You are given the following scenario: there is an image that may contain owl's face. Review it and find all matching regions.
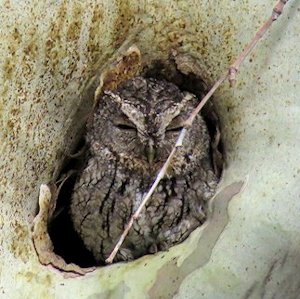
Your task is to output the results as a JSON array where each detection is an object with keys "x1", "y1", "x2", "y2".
[{"x1": 89, "y1": 77, "x2": 210, "y2": 175}]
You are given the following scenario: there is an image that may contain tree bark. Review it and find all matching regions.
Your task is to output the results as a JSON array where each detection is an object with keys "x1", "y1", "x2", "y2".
[{"x1": 0, "y1": 1, "x2": 299, "y2": 298}]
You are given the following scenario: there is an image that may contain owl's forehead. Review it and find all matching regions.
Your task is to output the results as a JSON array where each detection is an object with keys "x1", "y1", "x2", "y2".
[
  {"x1": 121, "y1": 97, "x2": 179, "y2": 117},
  {"x1": 116, "y1": 77, "x2": 188, "y2": 124}
]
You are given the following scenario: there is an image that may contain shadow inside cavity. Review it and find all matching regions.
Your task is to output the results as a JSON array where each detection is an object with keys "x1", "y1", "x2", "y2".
[{"x1": 48, "y1": 144, "x2": 97, "y2": 268}]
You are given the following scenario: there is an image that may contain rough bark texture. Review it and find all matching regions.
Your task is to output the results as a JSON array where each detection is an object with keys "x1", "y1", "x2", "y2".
[{"x1": 0, "y1": 1, "x2": 300, "y2": 298}]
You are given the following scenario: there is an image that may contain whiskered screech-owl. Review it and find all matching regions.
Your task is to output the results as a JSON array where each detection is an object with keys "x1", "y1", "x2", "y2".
[{"x1": 70, "y1": 76, "x2": 218, "y2": 263}]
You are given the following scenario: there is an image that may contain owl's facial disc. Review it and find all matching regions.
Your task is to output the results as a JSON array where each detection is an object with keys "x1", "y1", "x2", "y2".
[
  {"x1": 96, "y1": 77, "x2": 205, "y2": 172},
  {"x1": 112, "y1": 110, "x2": 186, "y2": 167}
]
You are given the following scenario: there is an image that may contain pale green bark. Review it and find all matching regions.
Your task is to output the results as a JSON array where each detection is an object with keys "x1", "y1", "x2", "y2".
[{"x1": 0, "y1": 1, "x2": 299, "y2": 298}]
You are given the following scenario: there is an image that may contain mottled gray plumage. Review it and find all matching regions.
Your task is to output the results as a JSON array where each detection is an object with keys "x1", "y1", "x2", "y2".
[{"x1": 70, "y1": 76, "x2": 218, "y2": 263}]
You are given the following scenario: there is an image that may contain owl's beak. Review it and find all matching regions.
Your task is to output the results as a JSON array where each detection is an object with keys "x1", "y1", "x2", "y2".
[{"x1": 145, "y1": 141, "x2": 156, "y2": 164}]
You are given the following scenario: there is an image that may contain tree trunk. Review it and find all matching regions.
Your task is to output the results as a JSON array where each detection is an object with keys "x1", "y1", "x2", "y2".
[{"x1": 0, "y1": 1, "x2": 299, "y2": 298}]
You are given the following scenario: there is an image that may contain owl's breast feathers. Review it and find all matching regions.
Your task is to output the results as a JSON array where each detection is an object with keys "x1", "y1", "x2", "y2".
[{"x1": 70, "y1": 146, "x2": 217, "y2": 263}]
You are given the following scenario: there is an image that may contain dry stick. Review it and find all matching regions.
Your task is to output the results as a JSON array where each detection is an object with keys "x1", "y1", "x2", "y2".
[
  {"x1": 228, "y1": 0, "x2": 289, "y2": 86},
  {"x1": 105, "y1": 0, "x2": 289, "y2": 264}
]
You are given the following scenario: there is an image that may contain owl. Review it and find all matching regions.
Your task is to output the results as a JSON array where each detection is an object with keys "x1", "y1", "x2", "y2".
[{"x1": 70, "y1": 76, "x2": 218, "y2": 264}]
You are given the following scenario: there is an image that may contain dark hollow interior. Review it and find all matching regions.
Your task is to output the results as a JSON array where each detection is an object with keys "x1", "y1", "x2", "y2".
[
  {"x1": 48, "y1": 144, "x2": 97, "y2": 267},
  {"x1": 48, "y1": 59, "x2": 224, "y2": 268}
]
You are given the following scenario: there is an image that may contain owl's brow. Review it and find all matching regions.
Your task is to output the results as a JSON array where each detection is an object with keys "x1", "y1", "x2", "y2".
[
  {"x1": 109, "y1": 90, "x2": 197, "y2": 134},
  {"x1": 155, "y1": 92, "x2": 198, "y2": 128},
  {"x1": 105, "y1": 91, "x2": 148, "y2": 132}
]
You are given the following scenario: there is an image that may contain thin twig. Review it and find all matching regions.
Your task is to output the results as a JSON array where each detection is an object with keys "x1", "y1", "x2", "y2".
[
  {"x1": 105, "y1": 0, "x2": 289, "y2": 264},
  {"x1": 228, "y1": 0, "x2": 289, "y2": 86},
  {"x1": 184, "y1": 72, "x2": 228, "y2": 127}
]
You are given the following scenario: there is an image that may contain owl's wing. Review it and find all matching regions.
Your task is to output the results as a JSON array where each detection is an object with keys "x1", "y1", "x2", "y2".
[{"x1": 70, "y1": 155, "x2": 136, "y2": 262}]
